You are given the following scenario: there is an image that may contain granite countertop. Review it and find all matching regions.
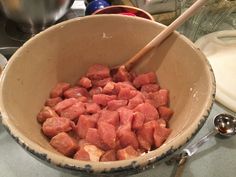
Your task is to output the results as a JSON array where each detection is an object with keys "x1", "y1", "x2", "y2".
[{"x1": 0, "y1": 103, "x2": 236, "y2": 177}]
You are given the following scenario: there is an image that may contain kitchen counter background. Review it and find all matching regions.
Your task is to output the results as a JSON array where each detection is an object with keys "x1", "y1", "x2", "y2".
[{"x1": 1, "y1": 103, "x2": 236, "y2": 177}]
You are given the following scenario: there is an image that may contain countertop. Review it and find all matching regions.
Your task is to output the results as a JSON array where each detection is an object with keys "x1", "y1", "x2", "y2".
[{"x1": 1, "y1": 102, "x2": 236, "y2": 177}]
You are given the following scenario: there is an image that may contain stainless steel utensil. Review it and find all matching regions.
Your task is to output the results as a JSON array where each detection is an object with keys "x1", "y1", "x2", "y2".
[{"x1": 0, "y1": 0, "x2": 75, "y2": 34}]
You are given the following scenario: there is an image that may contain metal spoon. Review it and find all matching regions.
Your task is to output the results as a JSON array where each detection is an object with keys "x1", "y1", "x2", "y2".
[{"x1": 170, "y1": 113, "x2": 236, "y2": 177}]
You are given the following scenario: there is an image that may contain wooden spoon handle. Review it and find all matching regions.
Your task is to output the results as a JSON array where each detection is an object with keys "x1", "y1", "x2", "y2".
[{"x1": 124, "y1": 0, "x2": 207, "y2": 71}]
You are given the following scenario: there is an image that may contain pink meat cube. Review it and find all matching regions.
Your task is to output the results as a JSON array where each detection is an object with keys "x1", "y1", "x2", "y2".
[
  {"x1": 89, "y1": 87, "x2": 103, "y2": 96},
  {"x1": 92, "y1": 77, "x2": 113, "y2": 87},
  {"x1": 156, "y1": 118, "x2": 167, "y2": 128},
  {"x1": 114, "y1": 82, "x2": 136, "y2": 92},
  {"x1": 158, "y1": 106, "x2": 173, "y2": 122},
  {"x1": 50, "y1": 132, "x2": 78, "y2": 157},
  {"x1": 60, "y1": 102, "x2": 85, "y2": 120},
  {"x1": 75, "y1": 114, "x2": 98, "y2": 139},
  {"x1": 98, "y1": 122, "x2": 116, "y2": 149},
  {"x1": 98, "y1": 110, "x2": 120, "y2": 128},
  {"x1": 93, "y1": 94, "x2": 116, "y2": 106},
  {"x1": 42, "y1": 117, "x2": 73, "y2": 138},
  {"x1": 118, "y1": 107, "x2": 133, "y2": 130},
  {"x1": 113, "y1": 66, "x2": 132, "y2": 82},
  {"x1": 117, "y1": 129, "x2": 139, "y2": 150},
  {"x1": 45, "y1": 97, "x2": 63, "y2": 108},
  {"x1": 86, "y1": 128, "x2": 108, "y2": 150},
  {"x1": 133, "y1": 72, "x2": 157, "y2": 88},
  {"x1": 86, "y1": 64, "x2": 110, "y2": 80},
  {"x1": 100, "y1": 150, "x2": 117, "y2": 162},
  {"x1": 132, "y1": 112, "x2": 145, "y2": 130},
  {"x1": 153, "y1": 124, "x2": 172, "y2": 147},
  {"x1": 74, "y1": 147, "x2": 90, "y2": 161},
  {"x1": 85, "y1": 102, "x2": 101, "y2": 114},
  {"x1": 50, "y1": 82, "x2": 71, "y2": 98},
  {"x1": 127, "y1": 93, "x2": 144, "y2": 109},
  {"x1": 107, "y1": 99, "x2": 128, "y2": 111},
  {"x1": 78, "y1": 77, "x2": 92, "y2": 89},
  {"x1": 145, "y1": 89, "x2": 169, "y2": 108},
  {"x1": 141, "y1": 84, "x2": 160, "y2": 93},
  {"x1": 64, "y1": 86, "x2": 90, "y2": 99},
  {"x1": 118, "y1": 87, "x2": 137, "y2": 100},
  {"x1": 37, "y1": 106, "x2": 59, "y2": 123},
  {"x1": 102, "y1": 81, "x2": 116, "y2": 95},
  {"x1": 134, "y1": 103, "x2": 159, "y2": 122},
  {"x1": 117, "y1": 146, "x2": 139, "y2": 160},
  {"x1": 54, "y1": 98, "x2": 78, "y2": 115}
]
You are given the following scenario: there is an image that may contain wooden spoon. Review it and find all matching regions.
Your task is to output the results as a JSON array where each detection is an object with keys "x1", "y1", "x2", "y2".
[{"x1": 111, "y1": 0, "x2": 208, "y2": 74}]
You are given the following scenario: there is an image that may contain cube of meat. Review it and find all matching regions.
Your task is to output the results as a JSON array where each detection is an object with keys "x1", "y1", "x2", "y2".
[
  {"x1": 133, "y1": 72, "x2": 157, "y2": 88},
  {"x1": 86, "y1": 64, "x2": 110, "y2": 80},
  {"x1": 145, "y1": 89, "x2": 169, "y2": 108},
  {"x1": 141, "y1": 84, "x2": 160, "y2": 93},
  {"x1": 117, "y1": 129, "x2": 139, "y2": 150},
  {"x1": 114, "y1": 82, "x2": 136, "y2": 92},
  {"x1": 75, "y1": 114, "x2": 99, "y2": 139},
  {"x1": 37, "y1": 106, "x2": 59, "y2": 123},
  {"x1": 134, "y1": 103, "x2": 159, "y2": 122},
  {"x1": 60, "y1": 102, "x2": 85, "y2": 120},
  {"x1": 118, "y1": 87, "x2": 137, "y2": 100},
  {"x1": 74, "y1": 144, "x2": 104, "y2": 162},
  {"x1": 78, "y1": 77, "x2": 92, "y2": 89},
  {"x1": 117, "y1": 107, "x2": 133, "y2": 130},
  {"x1": 50, "y1": 82, "x2": 71, "y2": 98},
  {"x1": 100, "y1": 150, "x2": 117, "y2": 162},
  {"x1": 132, "y1": 112, "x2": 145, "y2": 130},
  {"x1": 102, "y1": 81, "x2": 116, "y2": 95},
  {"x1": 158, "y1": 106, "x2": 173, "y2": 122},
  {"x1": 117, "y1": 146, "x2": 139, "y2": 160},
  {"x1": 64, "y1": 86, "x2": 90, "y2": 99},
  {"x1": 98, "y1": 110, "x2": 120, "y2": 128},
  {"x1": 45, "y1": 97, "x2": 63, "y2": 108},
  {"x1": 50, "y1": 132, "x2": 78, "y2": 157},
  {"x1": 54, "y1": 98, "x2": 78, "y2": 115},
  {"x1": 42, "y1": 117, "x2": 73, "y2": 138},
  {"x1": 93, "y1": 94, "x2": 116, "y2": 106},
  {"x1": 113, "y1": 66, "x2": 132, "y2": 82},
  {"x1": 98, "y1": 122, "x2": 116, "y2": 149},
  {"x1": 85, "y1": 102, "x2": 101, "y2": 114},
  {"x1": 107, "y1": 99, "x2": 128, "y2": 111},
  {"x1": 92, "y1": 77, "x2": 113, "y2": 87},
  {"x1": 153, "y1": 124, "x2": 172, "y2": 147},
  {"x1": 127, "y1": 93, "x2": 144, "y2": 109},
  {"x1": 86, "y1": 128, "x2": 108, "y2": 150},
  {"x1": 89, "y1": 87, "x2": 103, "y2": 96}
]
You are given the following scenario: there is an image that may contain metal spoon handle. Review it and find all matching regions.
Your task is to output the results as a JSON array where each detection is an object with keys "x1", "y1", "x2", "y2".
[{"x1": 183, "y1": 129, "x2": 217, "y2": 157}]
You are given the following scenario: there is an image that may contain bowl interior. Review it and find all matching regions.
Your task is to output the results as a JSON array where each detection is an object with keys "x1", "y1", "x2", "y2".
[{"x1": 0, "y1": 15, "x2": 214, "y2": 173}]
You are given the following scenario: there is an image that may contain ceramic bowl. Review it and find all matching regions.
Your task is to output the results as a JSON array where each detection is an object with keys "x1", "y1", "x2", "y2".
[
  {"x1": 0, "y1": 15, "x2": 215, "y2": 175},
  {"x1": 92, "y1": 5, "x2": 155, "y2": 21}
]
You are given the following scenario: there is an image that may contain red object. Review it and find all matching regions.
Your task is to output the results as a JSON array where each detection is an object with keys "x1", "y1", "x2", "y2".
[
  {"x1": 132, "y1": 112, "x2": 145, "y2": 130},
  {"x1": 45, "y1": 97, "x2": 63, "y2": 108},
  {"x1": 92, "y1": 77, "x2": 113, "y2": 87},
  {"x1": 86, "y1": 64, "x2": 110, "y2": 80},
  {"x1": 54, "y1": 98, "x2": 78, "y2": 114},
  {"x1": 119, "y1": 12, "x2": 136, "y2": 17},
  {"x1": 134, "y1": 102, "x2": 159, "y2": 122},
  {"x1": 50, "y1": 82, "x2": 70, "y2": 98},
  {"x1": 98, "y1": 110, "x2": 120, "y2": 128},
  {"x1": 133, "y1": 72, "x2": 157, "y2": 88},
  {"x1": 64, "y1": 86, "x2": 90, "y2": 99},
  {"x1": 78, "y1": 77, "x2": 92, "y2": 89},
  {"x1": 93, "y1": 94, "x2": 116, "y2": 106},
  {"x1": 85, "y1": 102, "x2": 101, "y2": 114},
  {"x1": 100, "y1": 150, "x2": 117, "y2": 161},
  {"x1": 117, "y1": 146, "x2": 139, "y2": 160},
  {"x1": 60, "y1": 102, "x2": 85, "y2": 120},
  {"x1": 107, "y1": 99, "x2": 128, "y2": 111},
  {"x1": 141, "y1": 84, "x2": 160, "y2": 93},
  {"x1": 158, "y1": 106, "x2": 174, "y2": 122},
  {"x1": 37, "y1": 106, "x2": 59, "y2": 123},
  {"x1": 98, "y1": 122, "x2": 116, "y2": 149}
]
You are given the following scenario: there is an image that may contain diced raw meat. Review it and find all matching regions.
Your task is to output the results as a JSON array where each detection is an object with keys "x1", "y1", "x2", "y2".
[
  {"x1": 107, "y1": 99, "x2": 128, "y2": 111},
  {"x1": 85, "y1": 102, "x2": 101, "y2": 114},
  {"x1": 50, "y1": 82, "x2": 71, "y2": 98},
  {"x1": 92, "y1": 77, "x2": 112, "y2": 87},
  {"x1": 132, "y1": 112, "x2": 145, "y2": 130},
  {"x1": 117, "y1": 146, "x2": 139, "y2": 160},
  {"x1": 78, "y1": 77, "x2": 92, "y2": 89},
  {"x1": 93, "y1": 94, "x2": 116, "y2": 106},
  {"x1": 136, "y1": 121, "x2": 156, "y2": 150},
  {"x1": 54, "y1": 98, "x2": 78, "y2": 115},
  {"x1": 156, "y1": 118, "x2": 167, "y2": 128},
  {"x1": 45, "y1": 97, "x2": 63, "y2": 108},
  {"x1": 85, "y1": 128, "x2": 108, "y2": 150},
  {"x1": 60, "y1": 102, "x2": 85, "y2": 120},
  {"x1": 102, "y1": 81, "x2": 116, "y2": 94},
  {"x1": 78, "y1": 139, "x2": 90, "y2": 149},
  {"x1": 118, "y1": 87, "x2": 137, "y2": 100},
  {"x1": 50, "y1": 132, "x2": 78, "y2": 157},
  {"x1": 118, "y1": 107, "x2": 133, "y2": 130},
  {"x1": 113, "y1": 66, "x2": 132, "y2": 82},
  {"x1": 158, "y1": 106, "x2": 173, "y2": 122},
  {"x1": 89, "y1": 87, "x2": 103, "y2": 96},
  {"x1": 141, "y1": 84, "x2": 160, "y2": 93},
  {"x1": 86, "y1": 64, "x2": 110, "y2": 80},
  {"x1": 134, "y1": 103, "x2": 159, "y2": 122},
  {"x1": 153, "y1": 124, "x2": 172, "y2": 147},
  {"x1": 98, "y1": 122, "x2": 116, "y2": 149},
  {"x1": 127, "y1": 93, "x2": 144, "y2": 109},
  {"x1": 100, "y1": 150, "x2": 117, "y2": 162},
  {"x1": 74, "y1": 147, "x2": 90, "y2": 161},
  {"x1": 133, "y1": 72, "x2": 157, "y2": 88},
  {"x1": 75, "y1": 114, "x2": 98, "y2": 139},
  {"x1": 117, "y1": 129, "x2": 139, "y2": 150},
  {"x1": 114, "y1": 82, "x2": 136, "y2": 92},
  {"x1": 64, "y1": 86, "x2": 90, "y2": 99},
  {"x1": 145, "y1": 89, "x2": 169, "y2": 108},
  {"x1": 77, "y1": 96, "x2": 88, "y2": 103},
  {"x1": 98, "y1": 110, "x2": 120, "y2": 128},
  {"x1": 37, "y1": 106, "x2": 59, "y2": 123},
  {"x1": 42, "y1": 117, "x2": 72, "y2": 138}
]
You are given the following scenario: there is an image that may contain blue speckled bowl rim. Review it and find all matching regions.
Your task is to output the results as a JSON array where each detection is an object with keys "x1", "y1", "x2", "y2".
[{"x1": 0, "y1": 15, "x2": 216, "y2": 175}]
